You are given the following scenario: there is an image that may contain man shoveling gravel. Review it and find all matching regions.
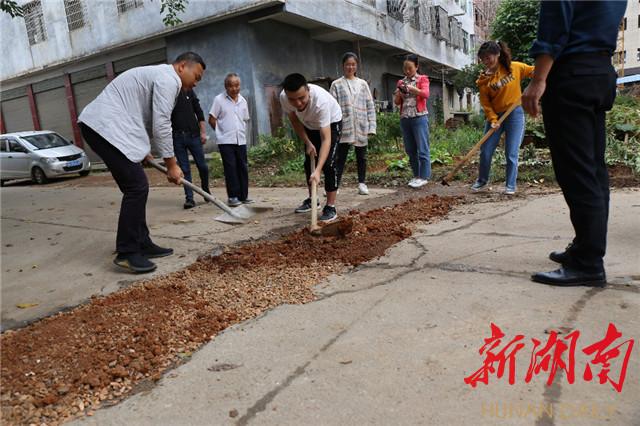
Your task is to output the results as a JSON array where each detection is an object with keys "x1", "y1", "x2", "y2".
[{"x1": 78, "y1": 52, "x2": 206, "y2": 273}]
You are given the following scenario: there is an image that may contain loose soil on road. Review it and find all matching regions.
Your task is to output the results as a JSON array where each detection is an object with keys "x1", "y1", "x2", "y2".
[{"x1": 1, "y1": 194, "x2": 456, "y2": 425}]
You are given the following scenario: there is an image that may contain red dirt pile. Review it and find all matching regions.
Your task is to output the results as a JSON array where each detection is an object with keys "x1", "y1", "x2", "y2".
[{"x1": 1, "y1": 194, "x2": 456, "y2": 425}]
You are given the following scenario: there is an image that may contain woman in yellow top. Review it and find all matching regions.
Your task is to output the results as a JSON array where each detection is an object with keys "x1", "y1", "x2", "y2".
[{"x1": 473, "y1": 41, "x2": 534, "y2": 195}]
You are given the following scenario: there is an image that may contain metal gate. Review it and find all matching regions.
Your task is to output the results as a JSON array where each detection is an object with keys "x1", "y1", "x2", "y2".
[
  {"x1": 35, "y1": 87, "x2": 74, "y2": 142},
  {"x1": 1, "y1": 96, "x2": 32, "y2": 133}
]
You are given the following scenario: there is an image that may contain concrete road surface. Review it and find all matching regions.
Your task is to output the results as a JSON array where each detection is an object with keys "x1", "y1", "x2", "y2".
[{"x1": 69, "y1": 189, "x2": 639, "y2": 426}]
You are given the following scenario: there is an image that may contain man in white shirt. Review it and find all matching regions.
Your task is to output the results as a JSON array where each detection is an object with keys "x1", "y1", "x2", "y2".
[
  {"x1": 208, "y1": 73, "x2": 252, "y2": 206},
  {"x1": 279, "y1": 73, "x2": 343, "y2": 222},
  {"x1": 78, "y1": 52, "x2": 206, "y2": 273}
]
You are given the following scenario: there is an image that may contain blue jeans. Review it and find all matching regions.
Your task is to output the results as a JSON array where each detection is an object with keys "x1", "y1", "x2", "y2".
[
  {"x1": 477, "y1": 106, "x2": 525, "y2": 190},
  {"x1": 400, "y1": 115, "x2": 431, "y2": 179},
  {"x1": 173, "y1": 133, "x2": 209, "y2": 201}
]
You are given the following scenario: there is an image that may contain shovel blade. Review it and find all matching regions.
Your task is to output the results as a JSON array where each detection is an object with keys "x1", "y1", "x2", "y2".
[{"x1": 214, "y1": 205, "x2": 273, "y2": 225}]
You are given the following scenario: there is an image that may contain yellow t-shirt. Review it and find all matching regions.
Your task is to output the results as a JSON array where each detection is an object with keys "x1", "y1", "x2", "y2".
[{"x1": 476, "y1": 61, "x2": 535, "y2": 124}]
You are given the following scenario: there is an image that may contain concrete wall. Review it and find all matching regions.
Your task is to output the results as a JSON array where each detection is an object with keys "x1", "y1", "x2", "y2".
[
  {"x1": 0, "y1": 0, "x2": 281, "y2": 81},
  {"x1": 165, "y1": 16, "x2": 443, "y2": 145},
  {"x1": 2, "y1": 0, "x2": 474, "y2": 81}
]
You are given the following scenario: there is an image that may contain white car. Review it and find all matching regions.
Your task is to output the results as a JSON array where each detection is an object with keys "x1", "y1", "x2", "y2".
[{"x1": 0, "y1": 131, "x2": 91, "y2": 185}]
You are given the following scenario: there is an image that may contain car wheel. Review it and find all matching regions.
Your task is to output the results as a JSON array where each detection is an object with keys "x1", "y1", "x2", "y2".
[
  {"x1": 32, "y1": 167, "x2": 49, "y2": 185},
  {"x1": 79, "y1": 170, "x2": 90, "y2": 177}
]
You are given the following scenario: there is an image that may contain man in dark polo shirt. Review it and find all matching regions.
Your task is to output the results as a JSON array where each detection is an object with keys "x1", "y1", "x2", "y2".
[{"x1": 171, "y1": 89, "x2": 210, "y2": 209}]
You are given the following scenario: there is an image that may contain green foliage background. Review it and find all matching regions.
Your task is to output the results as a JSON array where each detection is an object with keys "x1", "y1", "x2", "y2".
[{"x1": 490, "y1": 0, "x2": 541, "y2": 63}]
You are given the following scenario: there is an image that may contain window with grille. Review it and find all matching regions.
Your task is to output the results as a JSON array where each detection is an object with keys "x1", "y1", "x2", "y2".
[
  {"x1": 117, "y1": 0, "x2": 143, "y2": 15},
  {"x1": 387, "y1": 0, "x2": 407, "y2": 22},
  {"x1": 23, "y1": 0, "x2": 47, "y2": 45},
  {"x1": 64, "y1": 0, "x2": 86, "y2": 31},
  {"x1": 409, "y1": 1, "x2": 420, "y2": 29},
  {"x1": 462, "y1": 30, "x2": 469, "y2": 54}
]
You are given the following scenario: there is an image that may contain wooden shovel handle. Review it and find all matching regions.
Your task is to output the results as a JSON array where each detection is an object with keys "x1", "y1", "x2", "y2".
[
  {"x1": 310, "y1": 155, "x2": 318, "y2": 230},
  {"x1": 442, "y1": 101, "x2": 520, "y2": 184}
]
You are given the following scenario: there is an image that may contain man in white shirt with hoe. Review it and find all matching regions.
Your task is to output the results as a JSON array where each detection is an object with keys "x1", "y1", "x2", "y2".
[{"x1": 280, "y1": 73, "x2": 343, "y2": 222}]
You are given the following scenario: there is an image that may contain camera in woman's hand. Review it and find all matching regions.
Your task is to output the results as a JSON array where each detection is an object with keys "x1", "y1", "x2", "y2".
[{"x1": 399, "y1": 83, "x2": 409, "y2": 94}]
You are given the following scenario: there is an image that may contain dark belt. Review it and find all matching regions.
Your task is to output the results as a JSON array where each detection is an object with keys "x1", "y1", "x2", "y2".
[
  {"x1": 173, "y1": 129, "x2": 196, "y2": 136},
  {"x1": 555, "y1": 51, "x2": 611, "y2": 65}
]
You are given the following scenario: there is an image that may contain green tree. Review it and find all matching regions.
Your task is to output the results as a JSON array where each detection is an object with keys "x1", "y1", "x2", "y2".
[
  {"x1": 1, "y1": 0, "x2": 23, "y2": 17},
  {"x1": 160, "y1": 0, "x2": 188, "y2": 27},
  {"x1": 452, "y1": 63, "x2": 482, "y2": 93},
  {"x1": 490, "y1": 0, "x2": 540, "y2": 63}
]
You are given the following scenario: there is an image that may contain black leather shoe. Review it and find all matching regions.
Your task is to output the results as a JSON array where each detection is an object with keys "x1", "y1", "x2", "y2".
[
  {"x1": 549, "y1": 242, "x2": 574, "y2": 264},
  {"x1": 183, "y1": 199, "x2": 196, "y2": 209},
  {"x1": 531, "y1": 267, "x2": 606, "y2": 287},
  {"x1": 141, "y1": 242, "x2": 174, "y2": 259}
]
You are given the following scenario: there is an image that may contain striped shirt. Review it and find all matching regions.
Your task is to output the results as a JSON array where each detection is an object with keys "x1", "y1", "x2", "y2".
[{"x1": 329, "y1": 77, "x2": 376, "y2": 147}]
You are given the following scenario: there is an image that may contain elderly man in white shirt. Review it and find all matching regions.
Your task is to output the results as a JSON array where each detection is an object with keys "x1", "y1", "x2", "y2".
[
  {"x1": 280, "y1": 73, "x2": 343, "y2": 222},
  {"x1": 78, "y1": 52, "x2": 206, "y2": 274},
  {"x1": 208, "y1": 73, "x2": 252, "y2": 207}
]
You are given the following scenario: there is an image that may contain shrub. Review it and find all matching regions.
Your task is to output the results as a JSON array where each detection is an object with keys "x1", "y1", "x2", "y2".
[
  {"x1": 248, "y1": 128, "x2": 302, "y2": 166},
  {"x1": 369, "y1": 111, "x2": 403, "y2": 154}
]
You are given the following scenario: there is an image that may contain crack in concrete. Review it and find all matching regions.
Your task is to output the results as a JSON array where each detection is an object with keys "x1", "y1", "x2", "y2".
[
  {"x1": 1, "y1": 216, "x2": 218, "y2": 244},
  {"x1": 236, "y1": 289, "x2": 390, "y2": 426},
  {"x1": 1, "y1": 216, "x2": 113, "y2": 233},
  {"x1": 421, "y1": 203, "x2": 526, "y2": 237},
  {"x1": 466, "y1": 231, "x2": 558, "y2": 240},
  {"x1": 440, "y1": 239, "x2": 542, "y2": 264},
  {"x1": 534, "y1": 287, "x2": 604, "y2": 426}
]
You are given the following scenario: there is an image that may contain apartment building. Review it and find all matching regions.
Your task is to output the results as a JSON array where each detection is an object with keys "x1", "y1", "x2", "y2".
[{"x1": 0, "y1": 0, "x2": 475, "y2": 159}]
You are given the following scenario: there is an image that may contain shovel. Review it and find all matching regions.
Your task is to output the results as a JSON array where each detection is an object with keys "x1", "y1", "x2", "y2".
[
  {"x1": 308, "y1": 155, "x2": 353, "y2": 238},
  {"x1": 441, "y1": 101, "x2": 519, "y2": 186},
  {"x1": 148, "y1": 159, "x2": 271, "y2": 225}
]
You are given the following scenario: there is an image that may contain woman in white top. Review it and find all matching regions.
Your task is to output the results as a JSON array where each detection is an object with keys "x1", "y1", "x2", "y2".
[{"x1": 330, "y1": 52, "x2": 377, "y2": 195}]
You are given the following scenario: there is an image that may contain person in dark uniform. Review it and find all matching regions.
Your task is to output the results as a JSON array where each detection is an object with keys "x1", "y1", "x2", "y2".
[
  {"x1": 522, "y1": 1, "x2": 627, "y2": 287},
  {"x1": 171, "y1": 89, "x2": 210, "y2": 209}
]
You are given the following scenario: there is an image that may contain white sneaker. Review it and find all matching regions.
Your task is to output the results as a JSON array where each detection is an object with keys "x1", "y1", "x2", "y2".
[
  {"x1": 415, "y1": 178, "x2": 429, "y2": 188},
  {"x1": 408, "y1": 178, "x2": 419, "y2": 188},
  {"x1": 358, "y1": 183, "x2": 369, "y2": 195}
]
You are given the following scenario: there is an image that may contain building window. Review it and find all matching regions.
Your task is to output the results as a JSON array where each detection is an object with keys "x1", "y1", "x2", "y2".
[
  {"x1": 637, "y1": 14, "x2": 639, "y2": 28},
  {"x1": 622, "y1": 17, "x2": 626, "y2": 30},
  {"x1": 117, "y1": 0, "x2": 143, "y2": 15},
  {"x1": 637, "y1": 48, "x2": 640, "y2": 62},
  {"x1": 387, "y1": 0, "x2": 406, "y2": 22},
  {"x1": 462, "y1": 30, "x2": 469, "y2": 54},
  {"x1": 64, "y1": 0, "x2": 86, "y2": 31},
  {"x1": 623, "y1": 50, "x2": 627, "y2": 63},
  {"x1": 23, "y1": 0, "x2": 47, "y2": 45}
]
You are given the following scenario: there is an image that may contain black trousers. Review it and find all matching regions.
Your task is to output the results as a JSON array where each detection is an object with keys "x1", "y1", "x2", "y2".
[
  {"x1": 304, "y1": 121, "x2": 341, "y2": 192},
  {"x1": 79, "y1": 123, "x2": 152, "y2": 254},
  {"x1": 218, "y1": 144, "x2": 249, "y2": 201},
  {"x1": 541, "y1": 53, "x2": 617, "y2": 273},
  {"x1": 336, "y1": 143, "x2": 367, "y2": 186}
]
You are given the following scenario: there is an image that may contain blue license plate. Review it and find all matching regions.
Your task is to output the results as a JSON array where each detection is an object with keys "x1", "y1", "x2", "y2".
[{"x1": 67, "y1": 159, "x2": 82, "y2": 167}]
